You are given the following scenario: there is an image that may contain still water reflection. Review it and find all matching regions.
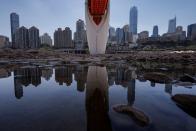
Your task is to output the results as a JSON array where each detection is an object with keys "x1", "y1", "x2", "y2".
[{"x1": 0, "y1": 63, "x2": 196, "y2": 131}]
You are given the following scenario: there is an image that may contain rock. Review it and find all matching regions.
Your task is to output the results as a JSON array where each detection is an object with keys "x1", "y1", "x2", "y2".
[
  {"x1": 0, "y1": 68, "x2": 10, "y2": 78},
  {"x1": 143, "y1": 72, "x2": 172, "y2": 84},
  {"x1": 179, "y1": 74, "x2": 196, "y2": 83},
  {"x1": 113, "y1": 105, "x2": 150, "y2": 127},
  {"x1": 172, "y1": 94, "x2": 196, "y2": 118},
  {"x1": 175, "y1": 82, "x2": 194, "y2": 87}
]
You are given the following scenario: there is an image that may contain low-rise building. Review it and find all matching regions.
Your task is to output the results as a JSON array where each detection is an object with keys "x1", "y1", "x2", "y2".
[
  {"x1": 162, "y1": 26, "x2": 186, "y2": 42},
  {"x1": 138, "y1": 31, "x2": 149, "y2": 43},
  {"x1": 0, "y1": 35, "x2": 10, "y2": 48},
  {"x1": 40, "y1": 33, "x2": 52, "y2": 47}
]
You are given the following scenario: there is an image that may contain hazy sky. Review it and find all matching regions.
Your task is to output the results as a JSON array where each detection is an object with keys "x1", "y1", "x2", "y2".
[{"x1": 0, "y1": 0, "x2": 196, "y2": 39}]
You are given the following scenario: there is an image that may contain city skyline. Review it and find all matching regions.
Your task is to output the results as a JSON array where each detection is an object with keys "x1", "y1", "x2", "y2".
[{"x1": 0, "y1": 0, "x2": 196, "y2": 39}]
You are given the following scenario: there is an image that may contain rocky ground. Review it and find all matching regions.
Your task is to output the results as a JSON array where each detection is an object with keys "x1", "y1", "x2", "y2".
[{"x1": 0, "y1": 48, "x2": 196, "y2": 64}]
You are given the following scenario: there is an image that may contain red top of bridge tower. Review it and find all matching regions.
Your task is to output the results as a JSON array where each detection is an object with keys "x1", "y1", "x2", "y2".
[{"x1": 88, "y1": 0, "x2": 108, "y2": 25}]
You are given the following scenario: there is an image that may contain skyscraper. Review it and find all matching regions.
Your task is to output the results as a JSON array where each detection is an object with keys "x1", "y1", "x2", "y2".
[
  {"x1": 29, "y1": 26, "x2": 40, "y2": 48},
  {"x1": 74, "y1": 19, "x2": 87, "y2": 50},
  {"x1": 116, "y1": 28, "x2": 124, "y2": 44},
  {"x1": 54, "y1": 27, "x2": 73, "y2": 48},
  {"x1": 10, "y1": 13, "x2": 20, "y2": 48},
  {"x1": 187, "y1": 23, "x2": 196, "y2": 41},
  {"x1": 54, "y1": 28, "x2": 64, "y2": 48},
  {"x1": 129, "y1": 6, "x2": 138, "y2": 35},
  {"x1": 15, "y1": 26, "x2": 29, "y2": 49},
  {"x1": 123, "y1": 24, "x2": 132, "y2": 44},
  {"x1": 152, "y1": 25, "x2": 159, "y2": 37},
  {"x1": 108, "y1": 26, "x2": 116, "y2": 43},
  {"x1": 109, "y1": 27, "x2": 116, "y2": 39},
  {"x1": 63, "y1": 27, "x2": 73, "y2": 48},
  {"x1": 168, "y1": 17, "x2": 176, "y2": 33}
]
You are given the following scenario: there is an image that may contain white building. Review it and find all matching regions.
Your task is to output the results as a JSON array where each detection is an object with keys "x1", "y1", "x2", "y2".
[
  {"x1": 85, "y1": 0, "x2": 110, "y2": 54},
  {"x1": 40, "y1": 33, "x2": 52, "y2": 47}
]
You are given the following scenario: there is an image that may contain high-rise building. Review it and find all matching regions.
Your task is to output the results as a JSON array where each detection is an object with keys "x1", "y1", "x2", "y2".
[
  {"x1": 123, "y1": 24, "x2": 132, "y2": 44},
  {"x1": 15, "y1": 26, "x2": 29, "y2": 49},
  {"x1": 54, "y1": 28, "x2": 64, "y2": 48},
  {"x1": 29, "y1": 26, "x2": 40, "y2": 48},
  {"x1": 10, "y1": 13, "x2": 20, "y2": 48},
  {"x1": 40, "y1": 33, "x2": 52, "y2": 47},
  {"x1": 116, "y1": 28, "x2": 124, "y2": 44},
  {"x1": 109, "y1": 27, "x2": 115, "y2": 39},
  {"x1": 74, "y1": 19, "x2": 87, "y2": 50},
  {"x1": 129, "y1": 6, "x2": 138, "y2": 35},
  {"x1": 187, "y1": 23, "x2": 196, "y2": 41},
  {"x1": 108, "y1": 26, "x2": 116, "y2": 44},
  {"x1": 63, "y1": 27, "x2": 73, "y2": 48},
  {"x1": 85, "y1": 0, "x2": 110, "y2": 54},
  {"x1": 54, "y1": 27, "x2": 73, "y2": 48},
  {"x1": 168, "y1": 17, "x2": 176, "y2": 33},
  {"x1": 152, "y1": 25, "x2": 159, "y2": 37}
]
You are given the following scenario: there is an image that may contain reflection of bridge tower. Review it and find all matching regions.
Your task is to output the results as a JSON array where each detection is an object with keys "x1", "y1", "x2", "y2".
[{"x1": 85, "y1": 66, "x2": 112, "y2": 131}]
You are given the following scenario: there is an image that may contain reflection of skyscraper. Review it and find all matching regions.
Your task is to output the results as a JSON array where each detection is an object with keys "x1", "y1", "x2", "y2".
[
  {"x1": 74, "y1": 66, "x2": 88, "y2": 92},
  {"x1": 41, "y1": 68, "x2": 53, "y2": 81},
  {"x1": 129, "y1": 6, "x2": 138, "y2": 35},
  {"x1": 127, "y1": 79, "x2": 136, "y2": 106},
  {"x1": 14, "y1": 68, "x2": 42, "y2": 87},
  {"x1": 13, "y1": 68, "x2": 42, "y2": 99},
  {"x1": 115, "y1": 66, "x2": 126, "y2": 86},
  {"x1": 165, "y1": 83, "x2": 172, "y2": 95},
  {"x1": 55, "y1": 67, "x2": 73, "y2": 86},
  {"x1": 14, "y1": 70, "x2": 23, "y2": 99},
  {"x1": 107, "y1": 68, "x2": 116, "y2": 86},
  {"x1": 31, "y1": 68, "x2": 42, "y2": 87},
  {"x1": 85, "y1": 66, "x2": 112, "y2": 131},
  {"x1": 151, "y1": 82, "x2": 156, "y2": 87}
]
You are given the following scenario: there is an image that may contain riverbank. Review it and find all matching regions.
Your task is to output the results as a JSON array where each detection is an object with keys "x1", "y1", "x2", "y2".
[{"x1": 0, "y1": 49, "x2": 196, "y2": 64}]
